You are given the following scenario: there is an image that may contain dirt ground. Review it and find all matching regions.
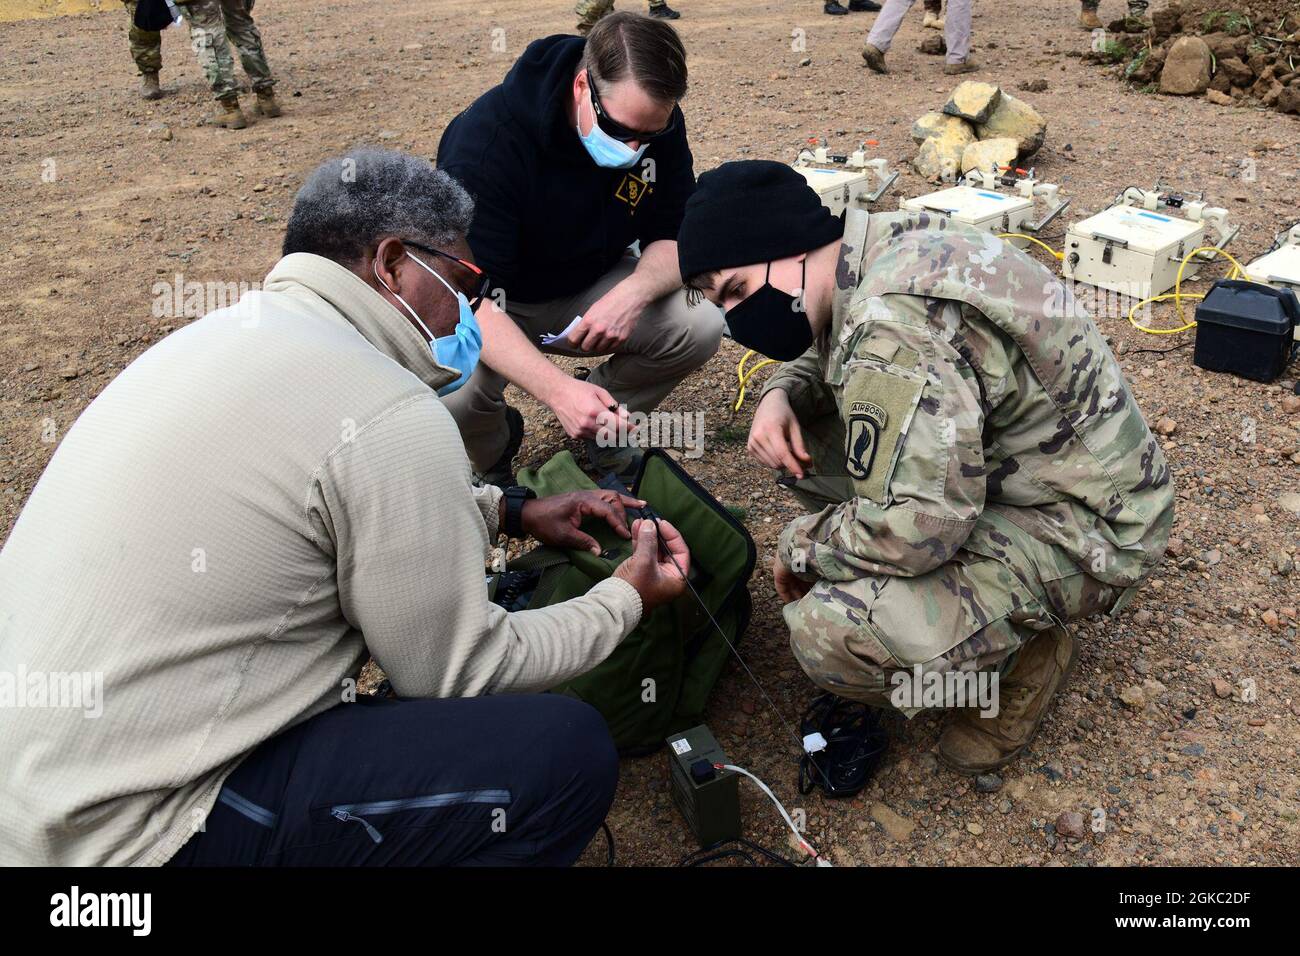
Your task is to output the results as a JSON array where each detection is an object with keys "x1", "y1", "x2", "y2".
[{"x1": 2, "y1": 0, "x2": 1298, "y2": 867}]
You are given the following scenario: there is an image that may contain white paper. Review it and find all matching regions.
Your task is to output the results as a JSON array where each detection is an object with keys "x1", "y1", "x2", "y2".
[{"x1": 539, "y1": 315, "x2": 583, "y2": 346}]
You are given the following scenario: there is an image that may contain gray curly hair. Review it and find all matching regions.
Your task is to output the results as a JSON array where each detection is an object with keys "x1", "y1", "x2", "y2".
[{"x1": 283, "y1": 148, "x2": 474, "y2": 265}]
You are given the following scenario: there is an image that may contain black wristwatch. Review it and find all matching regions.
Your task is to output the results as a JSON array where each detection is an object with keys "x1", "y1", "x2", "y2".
[{"x1": 502, "y1": 486, "x2": 537, "y2": 539}]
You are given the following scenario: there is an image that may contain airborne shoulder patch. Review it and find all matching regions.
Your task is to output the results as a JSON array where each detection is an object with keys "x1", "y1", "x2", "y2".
[
  {"x1": 846, "y1": 400, "x2": 888, "y2": 481},
  {"x1": 841, "y1": 363, "x2": 925, "y2": 505}
]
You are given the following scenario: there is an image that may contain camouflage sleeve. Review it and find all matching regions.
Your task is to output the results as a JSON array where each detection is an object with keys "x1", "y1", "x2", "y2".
[
  {"x1": 757, "y1": 343, "x2": 826, "y2": 411},
  {"x1": 778, "y1": 306, "x2": 987, "y2": 580}
]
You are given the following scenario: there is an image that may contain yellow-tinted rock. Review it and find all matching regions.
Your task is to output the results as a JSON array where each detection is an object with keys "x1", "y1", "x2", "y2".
[
  {"x1": 975, "y1": 91, "x2": 1047, "y2": 158},
  {"x1": 911, "y1": 110, "x2": 969, "y2": 144},
  {"x1": 942, "y1": 81, "x2": 1002, "y2": 124},
  {"x1": 913, "y1": 118, "x2": 975, "y2": 182},
  {"x1": 961, "y1": 137, "x2": 1019, "y2": 174}
]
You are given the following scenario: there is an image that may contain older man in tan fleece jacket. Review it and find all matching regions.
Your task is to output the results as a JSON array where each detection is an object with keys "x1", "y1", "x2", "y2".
[{"x1": 0, "y1": 149, "x2": 689, "y2": 867}]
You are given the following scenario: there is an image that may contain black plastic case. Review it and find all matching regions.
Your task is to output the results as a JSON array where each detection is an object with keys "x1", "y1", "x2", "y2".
[{"x1": 1193, "y1": 279, "x2": 1298, "y2": 382}]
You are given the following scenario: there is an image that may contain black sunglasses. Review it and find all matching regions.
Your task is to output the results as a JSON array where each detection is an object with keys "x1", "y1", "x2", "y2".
[
  {"x1": 405, "y1": 241, "x2": 491, "y2": 310},
  {"x1": 588, "y1": 76, "x2": 678, "y2": 144}
]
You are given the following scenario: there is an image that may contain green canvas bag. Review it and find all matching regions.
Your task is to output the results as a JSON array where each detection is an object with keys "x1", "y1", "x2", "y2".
[{"x1": 489, "y1": 448, "x2": 757, "y2": 754}]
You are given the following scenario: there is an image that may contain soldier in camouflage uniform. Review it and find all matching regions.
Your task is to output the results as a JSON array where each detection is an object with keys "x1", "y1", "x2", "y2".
[
  {"x1": 119, "y1": 0, "x2": 280, "y2": 125},
  {"x1": 575, "y1": 0, "x2": 680, "y2": 35},
  {"x1": 677, "y1": 161, "x2": 1174, "y2": 773},
  {"x1": 176, "y1": 0, "x2": 281, "y2": 129},
  {"x1": 121, "y1": 0, "x2": 165, "y2": 100},
  {"x1": 1079, "y1": 0, "x2": 1149, "y2": 31}
]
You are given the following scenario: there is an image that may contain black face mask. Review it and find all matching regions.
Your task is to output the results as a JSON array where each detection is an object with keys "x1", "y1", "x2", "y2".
[{"x1": 723, "y1": 260, "x2": 813, "y2": 361}]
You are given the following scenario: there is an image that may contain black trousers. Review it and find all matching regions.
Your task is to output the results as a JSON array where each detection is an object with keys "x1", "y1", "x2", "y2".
[{"x1": 166, "y1": 693, "x2": 618, "y2": 866}]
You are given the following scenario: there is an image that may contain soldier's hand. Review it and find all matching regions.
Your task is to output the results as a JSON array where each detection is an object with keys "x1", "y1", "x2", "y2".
[
  {"x1": 772, "y1": 554, "x2": 813, "y2": 604},
  {"x1": 748, "y1": 390, "x2": 813, "y2": 479},
  {"x1": 613, "y1": 518, "x2": 690, "y2": 611}
]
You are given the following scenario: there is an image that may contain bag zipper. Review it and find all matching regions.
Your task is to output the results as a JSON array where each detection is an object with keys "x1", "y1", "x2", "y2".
[{"x1": 329, "y1": 789, "x2": 512, "y2": 845}]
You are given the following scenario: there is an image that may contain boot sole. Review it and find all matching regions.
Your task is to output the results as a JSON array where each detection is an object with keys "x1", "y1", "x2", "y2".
[{"x1": 937, "y1": 630, "x2": 1079, "y2": 776}]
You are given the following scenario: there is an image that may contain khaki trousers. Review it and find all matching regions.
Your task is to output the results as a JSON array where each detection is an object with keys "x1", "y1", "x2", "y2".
[
  {"x1": 867, "y1": 0, "x2": 972, "y2": 64},
  {"x1": 441, "y1": 252, "x2": 724, "y2": 472}
]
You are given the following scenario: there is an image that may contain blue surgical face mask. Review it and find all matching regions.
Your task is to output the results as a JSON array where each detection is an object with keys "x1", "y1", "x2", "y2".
[
  {"x1": 374, "y1": 252, "x2": 482, "y2": 396},
  {"x1": 577, "y1": 95, "x2": 649, "y2": 170}
]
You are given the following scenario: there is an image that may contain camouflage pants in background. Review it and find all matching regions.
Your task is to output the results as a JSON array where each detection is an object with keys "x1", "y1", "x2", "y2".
[
  {"x1": 1080, "y1": 0, "x2": 1148, "y2": 14},
  {"x1": 122, "y1": 0, "x2": 163, "y2": 75},
  {"x1": 778, "y1": 384, "x2": 1126, "y2": 716},
  {"x1": 575, "y1": 0, "x2": 667, "y2": 34},
  {"x1": 179, "y1": 0, "x2": 274, "y2": 100}
]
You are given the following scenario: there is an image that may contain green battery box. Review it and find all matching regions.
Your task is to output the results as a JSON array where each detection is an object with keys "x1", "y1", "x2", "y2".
[{"x1": 666, "y1": 724, "x2": 741, "y2": 848}]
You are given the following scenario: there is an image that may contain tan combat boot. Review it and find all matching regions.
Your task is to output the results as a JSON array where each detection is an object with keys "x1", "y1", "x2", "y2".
[
  {"x1": 1078, "y1": 9, "x2": 1103, "y2": 28},
  {"x1": 861, "y1": 43, "x2": 888, "y2": 74},
  {"x1": 140, "y1": 72, "x2": 163, "y2": 101},
  {"x1": 254, "y1": 89, "x2": 282, "y2": 118},
  {"x1": 922, "y1": 12, "x2": 945, "y2": 29},
  {"x1": 937, "y1": 625, "x2": 1078, "y2": 774},
  {"x1": 943, "y1": 57, "x2": 980, "y2": 75},
  {"x1": 213, "y1": 97, "x2": 248, "y2": 130}
]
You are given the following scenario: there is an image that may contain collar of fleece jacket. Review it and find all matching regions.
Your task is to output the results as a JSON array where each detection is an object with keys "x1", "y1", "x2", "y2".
[{"x1": 262, "y1": 252, "x2": 461, "y2": 394}]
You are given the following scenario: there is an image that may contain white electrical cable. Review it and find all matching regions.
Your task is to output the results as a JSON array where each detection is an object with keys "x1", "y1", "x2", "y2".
[{"x1": 717, "y1": 762, "x2": 830, "y2": 865}]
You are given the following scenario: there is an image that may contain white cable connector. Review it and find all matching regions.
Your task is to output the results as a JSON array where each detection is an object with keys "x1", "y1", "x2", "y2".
[{"x1": 802, "y1": 731, "x2": 828, "y2": 755}]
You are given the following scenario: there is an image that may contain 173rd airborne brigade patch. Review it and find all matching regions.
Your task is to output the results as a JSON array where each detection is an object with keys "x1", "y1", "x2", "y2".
[{"x1": 842, "y1": 362, "x2": 923, "y2": 505}]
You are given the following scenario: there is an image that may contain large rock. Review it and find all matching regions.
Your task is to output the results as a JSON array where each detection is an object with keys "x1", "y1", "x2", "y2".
[
  {"x1": 961, "y1": 136, "x2": 1019, "y2": 174},
  {"x1": 942, "y1": 81, "x2": 1002, "y2": 124},
  {"x1": 1151, "y1": 1, "x2": 1182, "y2": 41},
  {"x1": 1202, "y1": 32, "x2": 1249, "y2": 60},
  {"x1": 1128, "y1": 45, "x2": 1167, "y2": 85},
  {"x1": 912, "y1": 114, "x2": 976, "y2": 181},
  {"x1": 1160, "y1": 36, "x2": 1213, "y2": 95},
  {"x1": 974, "y1": 91, "x2": 1046, "y2": 158},
  {"x1": 910, "y1": 110, "x2": 971, "y2": 144},
  {"x1": 1218, "y1": 57, "x2": 1255, "y2": 87}
]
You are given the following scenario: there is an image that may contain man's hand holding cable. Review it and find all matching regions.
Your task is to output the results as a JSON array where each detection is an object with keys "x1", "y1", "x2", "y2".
[
  {"x1": 613, "y1": 518, "x2": 690, "y2": 611},
  {"x1": 548, "y1": 380, "x2": 629, "y2": 441}
]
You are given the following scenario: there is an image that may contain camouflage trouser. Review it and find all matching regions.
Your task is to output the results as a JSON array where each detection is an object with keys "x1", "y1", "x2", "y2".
[
  {"x1": 575, "y1": 0, "x2": 666, "y2": 34},
  {"x1": 1080, "y1": 0, "x2": 1148, "y2": 13},
  {"x1": 178, "y1": 0, "x2": 274, "y2": 100},
  {"x1": 122, "y1": 0, "x2": 163, "y2": 76},
  {"x1": 779, "y1": 384, "x2": 1127, "y2": 716}
]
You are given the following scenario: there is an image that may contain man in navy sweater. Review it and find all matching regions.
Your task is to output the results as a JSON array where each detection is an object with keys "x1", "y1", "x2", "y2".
[{"x1": 437, "y1": 12, "x2": 722, "y2": 483}]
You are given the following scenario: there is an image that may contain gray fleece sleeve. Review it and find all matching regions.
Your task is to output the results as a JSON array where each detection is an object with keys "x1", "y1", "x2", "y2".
[{"x1": 310, "y1": 394, "x2": 642, "y2": 697}]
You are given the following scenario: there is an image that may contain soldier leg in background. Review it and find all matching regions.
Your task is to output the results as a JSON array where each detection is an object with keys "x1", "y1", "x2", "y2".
[
  {"x1": 647, "y1": 0, "x2": 681, "y2": 21},
  {"x1": 575, "y1": 0, "x2": 615, "y2": 35},
  {"x1": 176, "y1": 0, "x2": 247, "y2": 127},
  {"x1": 923, "y1": 0, "x2": 943, "y2": 29},
  {"x1": 1079, "y1": 1, "x2": 1103, "y2": 30},
  {"x1": 122, "y1": 0, "x2": 164, "y2": 99},
  {"x1": 218, "y1": 0, "x2": 280, "y2": 117},
  {"x1": 780, "y1": 387, "x2": 1120, "y2": 773}
]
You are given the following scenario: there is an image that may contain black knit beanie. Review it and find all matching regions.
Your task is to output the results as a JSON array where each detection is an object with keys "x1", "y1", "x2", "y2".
[{"x1": 677, "y1": 160, "x2": 845, "y2": 280}]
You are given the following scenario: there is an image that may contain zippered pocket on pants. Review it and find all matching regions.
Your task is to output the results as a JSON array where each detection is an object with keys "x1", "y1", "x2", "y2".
[{"x1": 328, "y1": 789, "x2": 512, "y2": 845}]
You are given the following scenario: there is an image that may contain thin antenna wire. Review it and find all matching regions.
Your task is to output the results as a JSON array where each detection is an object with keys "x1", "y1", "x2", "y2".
[{"x1": 647, "y1": 516, "x2": 834, "y2": 791}]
